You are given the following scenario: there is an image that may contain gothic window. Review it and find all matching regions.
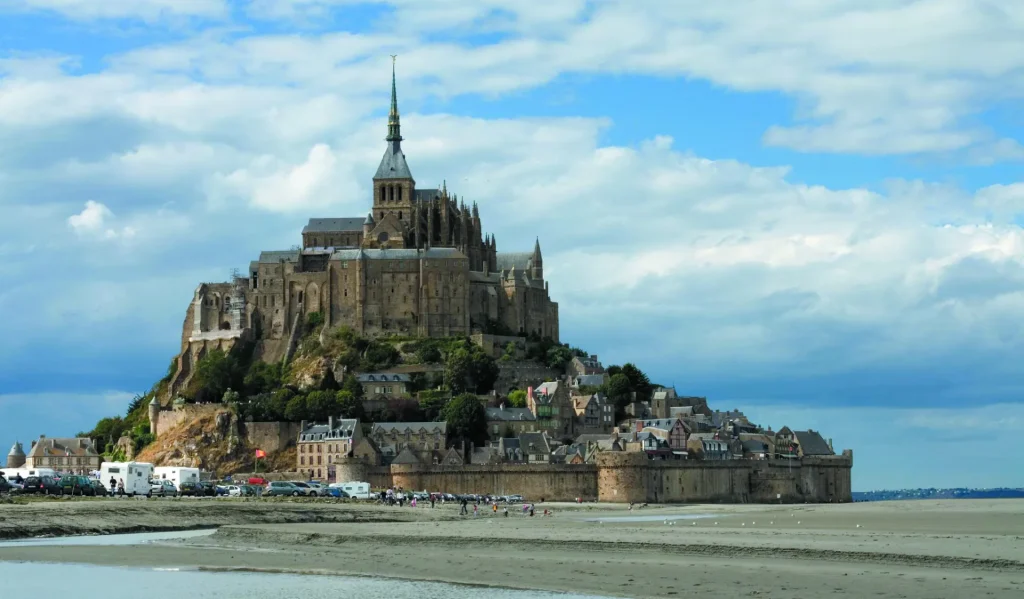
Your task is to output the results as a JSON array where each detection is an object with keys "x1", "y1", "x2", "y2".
[
  {"x1": 378, "y1": 232, "x2": 389, "y2": 243},
  {"x1": 398, "y1": 187, "x2": 402, "y2": 203},
  {"x1": 298, "y1": 290, "x2": 304, "y2": 304}
]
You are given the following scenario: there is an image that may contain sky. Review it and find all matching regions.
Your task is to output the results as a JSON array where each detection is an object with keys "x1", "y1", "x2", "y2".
[{"x1": 1, "y1": 0, "x2": 1023, "y2": 491}]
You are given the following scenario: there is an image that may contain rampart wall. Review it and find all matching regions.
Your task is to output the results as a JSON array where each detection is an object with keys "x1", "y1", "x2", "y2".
[
  {"x1": 345, "y1": 450, "x2": 854, "y2": 503},
  {"x1": 244, "y1": 421, "x2": 301, "y2": 454}
]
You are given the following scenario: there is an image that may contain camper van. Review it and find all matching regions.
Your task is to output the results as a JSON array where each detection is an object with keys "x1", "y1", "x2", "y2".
[
  {"x1": 0, "y1": 467, "x2": 57, "y2": 481},
  {"x1": 329, "y1": 481, "x2": 371, "y2": 499},
  {"x1": 100, "y1": 462, "x2": 153, "y2": 496},
  {"x1": 152, "y1": 467, "x2": 200, "y2": 491}
]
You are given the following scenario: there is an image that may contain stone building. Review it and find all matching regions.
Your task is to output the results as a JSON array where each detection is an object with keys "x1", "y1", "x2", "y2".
[
  {"x1": 369, "y1": 422, "x2": 447, "y2": 461},
  {"x1": 572, "y1": 393, "x2": 614, "y2": 435},
  {"x1": 296, "y1": 417, "x2": 362, "y2": 480},
  {"x1": 529, "y1": 381, "x2": 576, "y2": 441},
  {"x1": 24, "y1": 436, "x2": 101, "y2": 475},
  {"x1": 6, "y1": 441, "x2": 25, "y2": 469},
  {"x1": 167, "y1": 65, "x2": 559, "y2": 397}
]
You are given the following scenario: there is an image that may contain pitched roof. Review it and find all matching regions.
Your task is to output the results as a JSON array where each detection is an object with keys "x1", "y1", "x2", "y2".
[
  {"x1": 496, "y1": 252, "x2": 533, "y2": 271},
  {"x1": 8, "y1": 442, "x2": 24, "y2": 458},
  {"x1": 357, "y1": 373, "x2": 411, "y2": 383},
  {"x1": 302, "y1": 218, "x2": 365, "y2": 234},
  {"x1": 371, "y1": 422, "x2": 447, "y2": 434},
  {"x1": 374, "y1": 143, "x2": 413, "y2": 180},
  {"x1": 299, "y1": 419, "x2": 360, "y2": 442},
  {"x1": 794, "y1": 430, "x2": 834, "y2": 456},
  {"x1": 485, "y1": 407, "x2": 536, "y2": 421},
  {"x1": 26, "y1": 437, "x2": 98, "y2": 458},
  {"x1": 414, "y1": 189, "x2": 439, "y2": 203},
  {"x1": 518, "y1": 432, "x2": 551, "y2": 455},
  {"x1": 258, "y1": 250, "x2": 300, "y2": 264},
  {"x1": 573, "y1": 374, "x2": 605, "y2": 387},
  {"x1": 390, "y1": 446, "x2": 421, "y2": 464}
]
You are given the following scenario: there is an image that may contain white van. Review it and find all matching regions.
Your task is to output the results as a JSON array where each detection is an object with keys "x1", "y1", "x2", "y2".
[
  {"x1": 0, "y1": 467, "x2": 57, "y2": 480},
  {"x1": 152, "y1": 467, "x2": 200, "y2": 490},
  {"x1": 100, "y1": 462, "x2": 153, "y2": 496},
  {"x1": 329, "y1": 481, "x2": 371, "y2": 499}
]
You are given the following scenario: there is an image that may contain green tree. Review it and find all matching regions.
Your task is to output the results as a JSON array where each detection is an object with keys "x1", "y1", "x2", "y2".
[
  {"x1": 341, "y1": 374, "x2": 364, "y2": 401},
  {"x1": 418, "y1": 390, "x2": 450, "y2": 422},
  {"x1": 285, "y1": 394, "x2": 309, "y2": 422},
  {"x1": 362, "y1": 341, "x2": 400, "y2": 370},
  {"x1": 194, "y1": 349, "x2": 243, "y2": 402},
  {"x1": 545, "y1": 345, "x2": 574, "y2": 371},
  {"x1": 222, "y1": 389, "x2": 241, "y2": 405},
  {"x1": 270, "y1": 388, "x2": 295, "y2": 420},
  {"x1": 336, "y1": 390, "x2": 366, "y2": 421},
  {"x1": 442, "y1": 393, "x2": 488, "y2": 447},
  {"x1": 507, "y1": 389, "x2": 527, "y2": 408},
  {"x1": 501, "y1": 342, "x2": 517, "y2": 362},
  {"x1": 305, "y1": 311, "x2": 324, "y2": 332},
  {"x1": 604, "y1": 373, "x2": 633, "y2": 408},
  {"x1": 443, "y1": 340, "x2": 499, "y2": 394},
  {"x1": 304, "y1": 390, "x2": 339, "y2": 421},
  {"x1": 244, "y1": 361, "x2": 282, "y2": 396},
  {"x1": 607, "y1": 365, "x2": 622, "y2": 377},
  {"x1": 620, "y1": 362, "x2": 653, "y2": 401}
]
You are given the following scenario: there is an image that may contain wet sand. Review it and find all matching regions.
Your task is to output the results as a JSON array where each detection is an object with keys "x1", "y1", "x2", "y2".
[{"x1": 1, "y1": 499, "x2": 1023, "y2": 598}]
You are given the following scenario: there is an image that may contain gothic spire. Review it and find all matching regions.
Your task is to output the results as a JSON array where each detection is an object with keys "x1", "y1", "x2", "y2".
[{"x1": 386, "y1": 55, "x2": 402, "y2": 144}]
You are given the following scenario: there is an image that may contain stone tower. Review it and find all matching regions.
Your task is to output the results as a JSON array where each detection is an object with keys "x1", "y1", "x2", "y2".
[
  {"x1": 6, "y1": 441, "x2": 25, "y2": 469},
  {"x1": 148, "y1": 396, "x2": 160, "y2": 436},
  {"x1": 371, "y1": 58, "x2": 415, "y2": 229}
]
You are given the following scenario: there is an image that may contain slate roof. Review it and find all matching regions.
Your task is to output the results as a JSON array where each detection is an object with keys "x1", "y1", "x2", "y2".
[
  {"x1": 574, "y1": 433, "x2": 613, "y2": 445},
  {"x1": 330, "y1": 247, "x2": 466, "y2": 261},
  {"x1": 573, "y1": 374, "x2": 605, "y2": 387},
  {"x1": 485, "y1": 407, "x2": 536, "y2": 421},
  {"x1": 258, "y1": 250, "x2": 300, "y2": 264},
  {"x1": 415, "y1": 189, "x2": 440, "y2": 203},
  {"x1": 26, "y1": 437, "x2": 99, "y2": 458},
  {"x1": 637, "y1": 418, "x2": 683, "y2": 431},
  {"x1": 496, "y1": 252, "x2": 533, "y2": 271},
  {"x1": 390, "y1": 446, "x2": 421, "y2": 465},
  {"x1": 299, "y1": 419, "x2": 360, "y2": 442},
  {"x1": 302, "y1": 218, "x2": 365, "y2": 234},
  {"x1": 518, "y1": 432, "x2": 551, "y2": 455},
  {"x1": 371, "y1": 422, "x2": 447, "y2": 435},
  {"x1": 357, "y1": 373, "x2": 411, "y2": 383},
  {"x1": 534, "y1": 382, "x2": 560, "y2": 400},
  {"x1": 795, "y1": 430, "x2": 834, "y2": 456},
  {"x1": 8, "y1": 442, "x2": 24, "y2": 458},
  {"x1": 742, "y1": 439, "x2": 769, "y2": 453},
  {"x1": 374, "y1": 143, "x2": 413, "y2": 180}
]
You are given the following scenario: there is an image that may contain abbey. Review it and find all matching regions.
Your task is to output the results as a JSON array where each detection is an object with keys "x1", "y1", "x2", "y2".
[{"x1": 181, "y1": 66, "x2": 558, "y2": 371}]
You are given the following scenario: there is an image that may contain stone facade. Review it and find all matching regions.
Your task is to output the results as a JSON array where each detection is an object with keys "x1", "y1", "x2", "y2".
[
  {"x1": 24, "y1": 436, "x2": 101, "y2": 475},
  {"x1": 170, "y1": 67, "x2": 559, "y2": 383},
  {"x1": 359, "y1": 450, "x2": 853, "y2": 503}
]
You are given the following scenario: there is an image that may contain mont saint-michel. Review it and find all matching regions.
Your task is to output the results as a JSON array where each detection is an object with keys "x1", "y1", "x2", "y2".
[{"x1": 6, "y1": 68, "x2": 851, "y2": 507}]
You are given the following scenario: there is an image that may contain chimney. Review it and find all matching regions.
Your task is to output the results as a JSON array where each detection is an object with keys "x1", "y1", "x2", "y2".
[
  {"x1": 500, "y1": 403, "x2": 505, "y2": 411},
  {"x1": 329, "y1": 416, "x2": 335, "y2": 430},
  {"x1": 828, "y1": 438, "x2": 833, "y2": 451},
  {"x1": 301, "y1": 420, "x2": 307, "y2": 431}
]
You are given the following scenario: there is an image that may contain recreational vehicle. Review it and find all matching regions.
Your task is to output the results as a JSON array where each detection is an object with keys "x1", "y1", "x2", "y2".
[
  {"x1": 152, "y1": 467, "x2": 200, "y2": 490},
  {"x1": 329, "y1": 481, "x2": 371, "y2": 499},
  {"x1": 100, "y1": 461, "x2": 153, "y2": 496},
  {"x1": 0, "y1": 467, "x2": 57, "y2": 480}
]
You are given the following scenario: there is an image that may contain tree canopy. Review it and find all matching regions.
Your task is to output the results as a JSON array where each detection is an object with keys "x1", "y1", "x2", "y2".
[{"x1": 442, "y1": 393, "x2": 488, "y2": 447}]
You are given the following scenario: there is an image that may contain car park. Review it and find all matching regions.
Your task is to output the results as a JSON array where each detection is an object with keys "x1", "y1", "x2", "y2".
[
  {"x1": 58, "y1": 475, "x2": 95, "y2": 496},
  {"x1": 289, "y1": 481, "x2": 319, "y2": 497},
  {"x1": 265, "y1": 481, "x2": 302, "y2": 496},
  {"x1": 21, "y1": 475, "x2": 62, "y2": 495},
  {"x1": 148, "y1": 479, "x2": 178, "y2": 497}
]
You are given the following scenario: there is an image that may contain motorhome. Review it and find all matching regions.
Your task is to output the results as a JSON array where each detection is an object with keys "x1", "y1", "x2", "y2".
[
  {"x1": 329, "y1": 481, "x2": 371, "y2": 499},
  {"x1": 100, "y1": 462, "x2": 153, "y2": 496},
  {"x1": 0, "y1": 467, "x2": 57, "y2": 480},
  {"x1": 152, "y1": 467, "x2": 200, "y2": 490}
]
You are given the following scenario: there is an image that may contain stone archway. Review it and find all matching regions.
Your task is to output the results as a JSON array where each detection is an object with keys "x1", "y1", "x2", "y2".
[{"x1": 306, "y1": 282, "x2": 321, "y2": 314}]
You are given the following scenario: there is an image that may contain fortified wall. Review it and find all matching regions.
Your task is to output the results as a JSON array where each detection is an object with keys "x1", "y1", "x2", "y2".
[{"x1": 331, "y1": 450, "x2": 854, "y2": 503}]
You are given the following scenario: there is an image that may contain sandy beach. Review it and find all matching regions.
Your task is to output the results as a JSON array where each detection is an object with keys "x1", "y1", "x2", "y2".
[{"x1": 1, "y1": 499, "x2": 1023, "y2": 598}]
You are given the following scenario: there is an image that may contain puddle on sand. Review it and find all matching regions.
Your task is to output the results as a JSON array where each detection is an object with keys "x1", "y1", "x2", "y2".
[
  {"x1": 0, "y1": 529, "x2": 215, "y2": 547},
  {"x1": 581, "y1": 513, "x2": 720, "y2": 523}
]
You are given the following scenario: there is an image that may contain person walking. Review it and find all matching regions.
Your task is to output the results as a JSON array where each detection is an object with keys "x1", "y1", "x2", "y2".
[
  {"x1": 430, "y1": 495, "x2": 435, "y2": 508},
  {"x1": 109, "y1": 476, "x2": 117, "y2": 496},
  {"x1": 117, "y1": 478, "x2": 125, "y2": 497},
  {"x1": 460, "y1": 497, "x2": 468, "y2": 516},
  {"x1": 473, "y1": 503, "x2": 479, "y2": 517}
]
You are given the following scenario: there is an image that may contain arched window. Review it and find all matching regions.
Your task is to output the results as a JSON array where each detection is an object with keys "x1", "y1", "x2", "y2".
[
  {"x1": 380, "y1": 211, "x2": 385, "y2": 220},
  {"x1": 397, "y1": 187, "x2": 402, "y2": 203},
  {"x1": 298, "y1": 290, "x2": 304, "y2": 303},
  {"x1": 398, "y1": 211, "x2": 402, "y2": 220}
]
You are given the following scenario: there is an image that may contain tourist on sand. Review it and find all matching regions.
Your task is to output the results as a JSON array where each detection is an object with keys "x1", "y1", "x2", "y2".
[
  {"x1": 529, "y1": 505, "x2": 535, "y2": 517},
  {"x1": 473, "y1": 503, "x2": 479, "y2": 517},
  {"x1": 430, "y1": 495, "x2": 435, "y2": 508},
  {"x1": 503, "y1": 506, "x2": 509, "y2": 517},
  {"x1": 411, "y1": 496, "x2": 417, "y2": 508},
  {"x1": 117, "y1": 479, "x2": 125, "y2": 497},
  {"x1": 460, "y1": 497, "x2": 468, "y2": 515},
  {"x1": 109, "y1": 476, "x2": 117, "y2": 495},
  {"x1": 492, "y1": 502, "x2": 497, "y2": 514}
]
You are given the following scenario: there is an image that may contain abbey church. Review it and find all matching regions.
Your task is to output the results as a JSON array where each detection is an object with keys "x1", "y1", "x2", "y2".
[{"x1": 179, "y1": 65, "x2": 559, "y2": 370}]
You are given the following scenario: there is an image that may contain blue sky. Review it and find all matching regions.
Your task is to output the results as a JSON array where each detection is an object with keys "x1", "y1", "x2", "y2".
[{"x1": 2, "y1": 0, "x2": 1023, "y2": 491}]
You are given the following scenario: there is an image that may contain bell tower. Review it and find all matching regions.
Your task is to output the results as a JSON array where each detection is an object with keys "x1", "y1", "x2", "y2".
[{"x1": 372, "y1": 56, "x2": 415, "y2": 231}]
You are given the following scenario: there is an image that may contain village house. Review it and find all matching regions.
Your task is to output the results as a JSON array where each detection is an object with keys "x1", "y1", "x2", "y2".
[
  {"x1": 568, "y1": 355, "x2": 605, "y2": 378},
  {"x1": 687, "y1": 433, "x2": 730, "y2": 460},
  {"x1": 485, "y1": 404, "x2": 547, "y2": 440},
  {"x1": 24, "y1": 436, "x2": 101, "y2": 475},
  {"x1": 774, "y1": 427, "x2": 799, "y2": 459},
  {"x1": 369, "y1": 421, "x2": 447, "y2": 461},
  {"x1": 496, "y1": 437, "x2": 524, "y2": 463},
  {"x1": 570, "y1": 374, "x2": 607, "y2": 390},
  {"x1": 635, "y1": 417, "x2": 690, "y2": 451},
  {"x1": 529, "y1": 381, "x2": 576, "y2": 441},
  {"x1": 794, "y1": 429, "x2": 835, "y2": 457},
  {"x1": 357, "y1": 372, "x2": 412, "y2": 397},
  {"x1": 739, "y1": 432, "x2": 775, "y2": 459},
  {"x1": 572, "y1": 393, "x2": 614, "y2": 435},
  {"x1": 296, "y1": 417, "x2": 362, "y2": 479},
  {"x1": 650, "y1": 388, "x2": 709, "y2": 419},
  {"x1": 518, "y1": 431, "x2": 554, "y2": 463}
]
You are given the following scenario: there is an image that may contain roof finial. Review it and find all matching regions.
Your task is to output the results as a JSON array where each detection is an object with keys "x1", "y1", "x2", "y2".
[{"x1": 386, "y1": 55, "x2": 402, "y2": 144}]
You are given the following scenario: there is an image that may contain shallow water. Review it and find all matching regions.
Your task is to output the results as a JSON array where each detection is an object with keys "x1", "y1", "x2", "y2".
[
  {"x1": 0, "y1": 562, "x2": 604, "y2": 598},
  {"x1": 581, "y1": 513, "x2": 719, "y2": 523},
  {"x1": 0, "y1": 529, "x2": 215, "y2": 547}
]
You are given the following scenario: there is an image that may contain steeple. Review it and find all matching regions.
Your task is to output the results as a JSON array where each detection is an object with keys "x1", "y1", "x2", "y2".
[
  {"x1": 386, "y1": 55, "x2": 402, "y2": 145},
  {"x1": 531, "y1": 237, "x2": 543, "y2": 280}
]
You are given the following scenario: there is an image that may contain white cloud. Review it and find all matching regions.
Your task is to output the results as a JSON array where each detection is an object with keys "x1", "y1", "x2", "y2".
[
  {"x1": 6, "y1": 0, "x2": 228, "y2": 21},
  {"x1": 67, "y1": 201, "x2": 136, "y2": 240}
]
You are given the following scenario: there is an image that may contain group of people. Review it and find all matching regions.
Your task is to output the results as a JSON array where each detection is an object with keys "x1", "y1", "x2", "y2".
[{"x1": 108, "y1": 476, "x2": 126, "y2": 496}]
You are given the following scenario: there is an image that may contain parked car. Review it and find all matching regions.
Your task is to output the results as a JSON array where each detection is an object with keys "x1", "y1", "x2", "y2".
[
  {"x1": 196, "y1": 482, "x2": 218, "y2": 497},
  {"x1": 305, "y1": 482, "x2": 329, "y2": 496},
  {"x1": 265, "y1": 481, "x2": 302, "y2": 496},
  {"x1": 214, "y1": 484, "x2": 230, "y2": 496},
  {"x1": 179, "y1": 481, "x2": 202, "y2": 497},
  {"x1": 88, "y1": 479, "x2": 108, "y2": 496},
  {"x1": 321, "y1": 487, "x2": 348, "y2": 498},
  {"x1": 22, "y1": 475, "x2": 62, "y2": 495},
  {"x1": 289, "y1": 481, "x2": 319, "y2": 497},
  {"x1": 57, "y1": 475, "x2": 95, "y2": 496},
  {"x1": 148, "y1": 479, "x2": 178, "y2": 497},
  {"x1": 0, "y1": 478, "x2": 10, "y2": 494}
]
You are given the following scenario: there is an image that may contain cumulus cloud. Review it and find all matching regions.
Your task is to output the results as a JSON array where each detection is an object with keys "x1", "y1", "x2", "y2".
[{"x1": 67, "y1": 201, "x2": 137, "y2": 240}]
